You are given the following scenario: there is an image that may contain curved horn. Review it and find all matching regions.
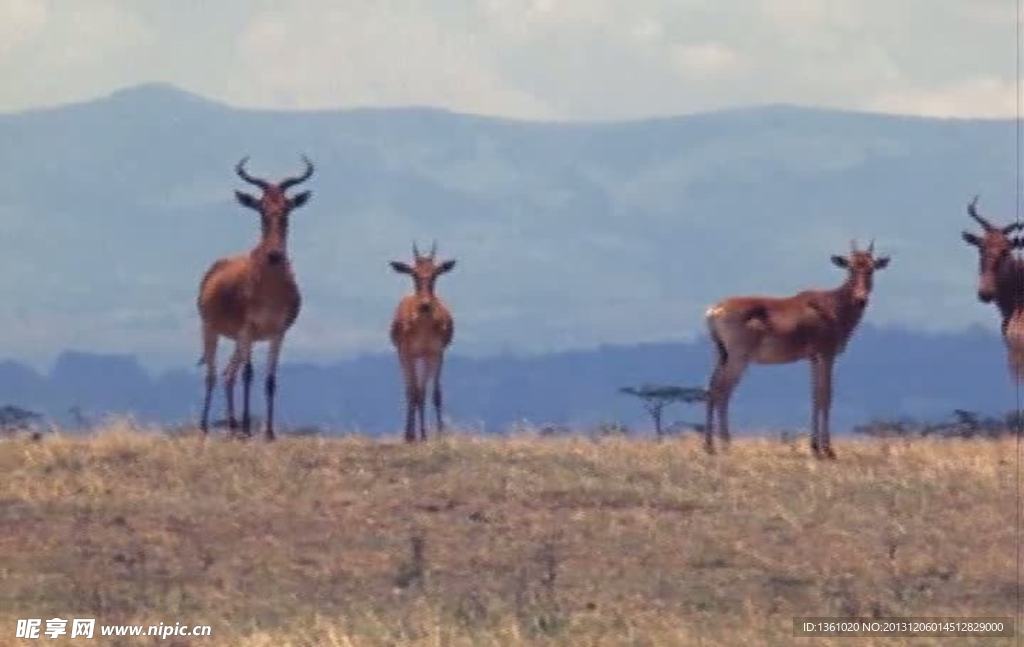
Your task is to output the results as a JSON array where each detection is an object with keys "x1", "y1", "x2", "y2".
[
  {"x1": 236, "y1": 156, "x2": 269, "y2": 190},
  {"x1": 412, "y1": 241, "x2": 421, "y2": 259},
  {"x1": 429, "y1": 240, "x2": 438, "y2": 259},
  {"x1": 1001, "y1": 220, "x2": 1022, "y2": 235},
  {"x1": 280, "y1": 155, "x2": 314, "y2": 191},
  {"x1": 967, "y1": 195, "x2": 995, "y2": 232},
  {"x1": 867, "y1": 238, "x2": 875, "y2": 254}
]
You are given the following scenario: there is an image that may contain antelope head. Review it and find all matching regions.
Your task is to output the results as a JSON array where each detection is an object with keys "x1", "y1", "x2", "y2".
[
  {"x1": 389, "y1": 241, "x2": 456, "y2": 314},
  {"x1": 960, "y1": 195, "x2": 1023, "y2": 303},
  {"x1": 234, "y1": 156, "x2": 315, "y2": 266},
  {"x1": 830, "y1": 239, "x2": 891, "y2": 307}
]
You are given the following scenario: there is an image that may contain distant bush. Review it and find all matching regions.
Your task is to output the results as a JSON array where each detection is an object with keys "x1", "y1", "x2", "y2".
[
  {"x1": 0, "y1": 405, "x2": 45, "y2": 438},
  {"x1": 591, "y1": 422, "x2": 630, "y2": 438},
  {"x1": 852, "y1": 409, "x2": 1022, "y2": 440}
]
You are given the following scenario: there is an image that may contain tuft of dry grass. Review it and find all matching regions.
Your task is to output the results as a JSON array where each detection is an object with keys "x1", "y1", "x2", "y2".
[{"x1": 0, "y1": 425, "x2": 1017, "y2": 646}]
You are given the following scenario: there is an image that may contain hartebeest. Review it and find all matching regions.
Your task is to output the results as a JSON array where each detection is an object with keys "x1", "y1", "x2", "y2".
[
  {"x1": 389, "y1": 242, "x2": 456, "y2": 442},
  {"x1": 197, "y1": 156, "x2": 314, "y2": 440},
  {"x1": 704, "y1": 240, "x2": 890, "y2": 459},
  {"x1": 960, "y1": 195, "x2": 1024, "y2": 380}
]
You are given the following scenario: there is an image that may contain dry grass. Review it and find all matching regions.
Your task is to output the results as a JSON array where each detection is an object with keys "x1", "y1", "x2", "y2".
[{"x1": 0, "y1": 421, "x2": 1018, "y2": 646}]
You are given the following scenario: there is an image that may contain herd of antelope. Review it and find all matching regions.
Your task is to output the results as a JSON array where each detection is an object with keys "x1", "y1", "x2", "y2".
[{"x1": 192, "y1": 156, "x2": 1024, "y2": 459}]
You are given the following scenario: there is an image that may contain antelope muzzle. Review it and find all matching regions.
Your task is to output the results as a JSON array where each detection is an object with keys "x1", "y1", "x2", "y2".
[
  {"x1": 851, "y1": 286, "x2": 870, "y2": 307},
  {"x1": 267, "y1": 250, "x2": 286, "y2": 266}
]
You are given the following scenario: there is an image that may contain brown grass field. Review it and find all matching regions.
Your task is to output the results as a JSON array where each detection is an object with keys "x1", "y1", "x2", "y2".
[{"x1": 0, "y1": 422, "x2": 1019, "y2": 646}]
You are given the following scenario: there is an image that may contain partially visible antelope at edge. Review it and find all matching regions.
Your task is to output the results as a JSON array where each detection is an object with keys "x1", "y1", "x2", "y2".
[
  {"x1": 960, "y1": 195, "x2": 1024, "y2": 381},
  {"x1": 197, "y1": 156, "x2": 314, "y2": 441},
  {"x1": 389, "y1": 242, "x2": 456, "y2": 442},
  {"x1": 704, "y1": 240, "x2": 891, "y2": 459}
]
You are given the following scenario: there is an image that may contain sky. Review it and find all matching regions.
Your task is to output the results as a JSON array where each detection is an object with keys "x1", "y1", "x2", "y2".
[{"x1": 0, "y1": 0, "x2": 1019, "y2": 121}]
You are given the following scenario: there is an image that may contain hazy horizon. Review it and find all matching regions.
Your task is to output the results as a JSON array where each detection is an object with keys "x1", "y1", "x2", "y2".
[{"x1": 0, "y1": 1, "x2": 1018, "y2": 120}]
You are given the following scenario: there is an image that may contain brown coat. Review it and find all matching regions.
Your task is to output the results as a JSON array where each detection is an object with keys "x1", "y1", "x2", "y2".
[
  {"x1": 389, "y1": 245, "x2": 457, "y2": 442},
  {"x1": 705, "y1": 242, "x2": 890, "y2": 459},
  {"x1": 197, "y1": 157, "x2": 313, "y2": 440},
  {"x1": 960, "y1": 195, "x2": 1024, "y2": 380}
]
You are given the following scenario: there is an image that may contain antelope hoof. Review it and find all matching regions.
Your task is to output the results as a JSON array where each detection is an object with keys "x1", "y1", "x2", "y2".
[
  {"x1": 704, "y1": 441, "x2": 716, "y2": 455},
  {"x1": 823, "y1": 447, "x2": 837, "y2": 460},
  {"x1": 265, "y1": 430, "x2": 276, "y2": 442}
]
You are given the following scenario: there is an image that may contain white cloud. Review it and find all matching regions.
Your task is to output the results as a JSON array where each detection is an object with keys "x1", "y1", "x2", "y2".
[
  {"x1": 866, "y1": 77, "x2": 1018, "y2": 119},
  {"x1": 228, "y1": 4, "x2": 550, "y2": 118},
  {"x1": 0, "y1": 0, "x2": 1017, "y2": 120},
  {"x1": 0, "y1": 0, "x2": 48, "y2": 56},
  {"x1": 670, "y1": 42, "x2": 746, "y2": 80}
]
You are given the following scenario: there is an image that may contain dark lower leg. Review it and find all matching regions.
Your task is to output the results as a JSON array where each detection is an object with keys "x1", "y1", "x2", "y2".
[
  {"x1": 417, "y1": 388, "x2": 427, "y2": 441},
  {"x1": 265, "y1": 373, "x2": 276, "y2": 442},
  {"x1": 705, "y1": 367, "x2": 721, "y2": 453},
  {"x1": 718, "y1": 398, "x2": 731, "y2": 448},
  {"x1": 432, "y1": 356, "x2": 445, "y2": 435},
  {"x1": 821, "y1": 369, "x2": 835, "y2": 459},
  {"x1": 404, "y1": 392, "x2": 416, "y2": 442},
  {"x1": 403, "y1": 377, "x2": 417, "y2": 443},
  {"x1": 241, "y1": 361, "x2": 253, "y2": 437},
  {"x1": 810, "y1": 361, "x2": 822, "y2": 456},
  {"x1": 224, "y1": 371, "x2": 238, "y2": 434},
  {"x1": 433, "y1": 385, "x2": 443, "y2": 434},
  {"x1": 704, "y1": 397, "x2": 715, "y2": 453},
  {"x1": 715, "y1": 363, "x2": 745, "y2": 450},
  {"x1": 201, "y1": 371, "x2": 215, "y2": 434}
]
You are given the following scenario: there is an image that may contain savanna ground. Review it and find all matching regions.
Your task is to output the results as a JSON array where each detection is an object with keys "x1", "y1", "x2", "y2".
[{"x1": 0, "y1": 423, "x2": 1019, "y2": 646}]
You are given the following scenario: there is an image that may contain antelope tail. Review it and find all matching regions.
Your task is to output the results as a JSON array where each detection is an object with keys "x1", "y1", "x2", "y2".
[
  {"x1": 1006, "y1": 312, "x2": 1024, "y2": 382},
  {"x1": 705, "y1": 305, "x2": 728, "y2": 364}
]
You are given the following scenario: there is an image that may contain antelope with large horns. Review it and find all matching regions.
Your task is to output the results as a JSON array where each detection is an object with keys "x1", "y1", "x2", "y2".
[
  {"x1": 960, "y1": 195, "x2": 1024, "y2": 380},
  {"x1": 389, "y1": 241, "x2": 456, "y2": 442},
  {"x1": 704, "y1": 239, "x2": 890, "y2": 459},
  {"x1": 197, "y1": 156, "x2": 314, "y2": 440}
]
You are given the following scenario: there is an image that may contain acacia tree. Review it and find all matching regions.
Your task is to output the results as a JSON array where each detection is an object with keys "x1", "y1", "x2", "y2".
[
  {"x1": 619, "y1": 384, "x2": 707, "y2": 439},
  {"x1": 0, "y1": 405, "x2": 43, "y2": 436}
]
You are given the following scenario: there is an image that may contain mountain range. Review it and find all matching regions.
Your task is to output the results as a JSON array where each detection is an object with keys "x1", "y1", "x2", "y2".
[
  {"x1": 0, "y1": 83, "x2": 1016, "y2": 373},
  {"x1": 0, "y1": 83, "x2": 1019, "y2": 433},
  {"x1": 4, "y1": 323, "x2": 1015, "y2": 435}
]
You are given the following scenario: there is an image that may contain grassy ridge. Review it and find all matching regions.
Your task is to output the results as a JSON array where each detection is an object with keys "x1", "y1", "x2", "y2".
[{"x1": 0, "y1": 424, "x2": 1017, "y2": 646}]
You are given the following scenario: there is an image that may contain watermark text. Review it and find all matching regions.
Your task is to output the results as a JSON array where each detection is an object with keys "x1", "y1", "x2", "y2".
[{"x1": 16, "y1": 619, "x2": 211, "y2": 640}]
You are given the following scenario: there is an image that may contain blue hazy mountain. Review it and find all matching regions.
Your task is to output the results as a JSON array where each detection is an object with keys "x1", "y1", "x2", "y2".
[
  {"x1": 0, "y1": 83, "x2": 1014, "y2": 371},
  {"x1": 2, "y1": 323, "x2": 1014, "y2": 434}
]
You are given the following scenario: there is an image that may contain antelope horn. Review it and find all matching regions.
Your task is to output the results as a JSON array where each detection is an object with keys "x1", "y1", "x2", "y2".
[
  {"x1": 236, "y1": 156, "x2": 269, "y2": 190},
  {"x1": 968, "y1": 195, "x2": 995, "y2": 232},
  {"x1": 429, "y1": 240, "x2": 438, "y2": 259},
  {"x1": 412, "y1": 241, "x2": 421, "y2": 259},
  {"x1": 280, "y1": 155, "x2": 315, "y2": 191},
  {"x1": 867, "y1": 238, "x2": 875, "y2": 254},
  {"x1": 849, "y1": 239, "x2": 858, "y2": 253}
]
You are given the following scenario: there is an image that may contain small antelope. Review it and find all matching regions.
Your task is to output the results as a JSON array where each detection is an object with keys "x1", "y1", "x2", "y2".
[
  {"x1": 197, "y1": 156, "x2": 314, "y2": 440},
  {"x1": 960, "y1": 195, "x2": 1024, "y2": 380},
  {"x1": 389, "y1": 242, "x2": 456, "y2": 442},
  {"x1": 704, "y1": 240, "x2": 890, "y2": 459}
]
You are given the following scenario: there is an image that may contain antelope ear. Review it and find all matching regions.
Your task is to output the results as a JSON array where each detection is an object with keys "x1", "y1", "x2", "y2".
[
  {"x1": 830, "y1": 255, "x2": 849, "y2": 269},
  {"x1": 436, "y1": 259, "x2": 456, "y2": 274},
  {"x1": 873, "y1": 256, "x2": 890, "y2": 270},
  {"x1": 1014, "y1": 237, "x2": 1024, "y2": 249},
  {"x1": 235, "y1": 191, "x2": 260, "y2": 211},
  {"x1": 289, "y1": 191, "x2": 311, "y2": 210},
  {"x1": 962, "y1": 231, "x2": 981, "y2": 246},
  {"x1": 389, "y1": 261, "x2": 412, "y2": 274}
]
